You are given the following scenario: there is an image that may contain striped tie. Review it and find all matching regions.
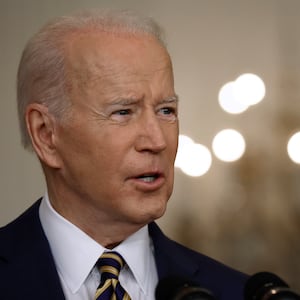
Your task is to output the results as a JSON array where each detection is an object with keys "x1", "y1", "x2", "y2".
[{"x1": 94, "y1": 251, "x2": 131, "y2": 300}]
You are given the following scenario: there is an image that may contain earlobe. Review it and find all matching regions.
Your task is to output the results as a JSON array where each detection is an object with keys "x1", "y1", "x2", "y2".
[{"x1": 26, "y1": 103, "x2": 62, "y2": 168}]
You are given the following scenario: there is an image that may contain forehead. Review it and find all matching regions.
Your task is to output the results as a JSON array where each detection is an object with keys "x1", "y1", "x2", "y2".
[{"x1": 64, "y1": 30, "x2": 172, "y2": 86}]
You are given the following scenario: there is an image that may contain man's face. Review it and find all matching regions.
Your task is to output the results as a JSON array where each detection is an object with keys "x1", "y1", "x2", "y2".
[{"x1": 53, "y1": 31, "x2": 178, "y2": 228}]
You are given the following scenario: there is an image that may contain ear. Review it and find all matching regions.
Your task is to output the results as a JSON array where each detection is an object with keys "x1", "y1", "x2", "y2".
[{"x1": 25, "y1": 103, "x2": 62, "y2": 168}]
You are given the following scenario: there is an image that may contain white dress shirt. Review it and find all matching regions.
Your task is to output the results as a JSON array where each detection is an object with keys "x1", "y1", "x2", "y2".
[{"x1": 39, "y1": 193, "x2": 158, "y2": 300}]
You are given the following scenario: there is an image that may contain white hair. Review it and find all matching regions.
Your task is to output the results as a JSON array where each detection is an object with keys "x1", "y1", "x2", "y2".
[{"x1": 17, "y1": 9, "x2": 167, "y2": 149}]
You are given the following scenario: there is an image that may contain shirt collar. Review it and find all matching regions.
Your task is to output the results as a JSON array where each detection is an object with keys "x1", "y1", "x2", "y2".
[
  {"x1": 39, "y1": 193, "x2": 103, "y2": 293},
  {"x1": 113, "y1": 225, "x2": 154, "y2": 295},
  {"x1": 39, "y1": 192, "x2": 153, "y2": 295}
]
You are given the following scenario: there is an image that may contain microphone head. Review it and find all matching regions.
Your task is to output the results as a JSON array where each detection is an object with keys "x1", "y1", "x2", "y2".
[
  {"x1": 155, "y1": 276, "x2": 215, "y2": 300},
  {"x1": 244, "y1": 271, "x2": 297, "y2": 300}
]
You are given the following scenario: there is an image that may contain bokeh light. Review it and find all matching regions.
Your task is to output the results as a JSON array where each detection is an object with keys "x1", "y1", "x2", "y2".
[
  {"x1": 212, "y1": 129, "x2": 246, "y2": 162},
  {"x1": 218, "y1": 81, "x2": 249, "y2": 114},
  {"x1": 218, "y1": 73, "x2": 266, "y2": 114},
  {"x1": 175, "y1": 135, "x2": 195, "y2": 168},
  {"x1": 175, "y1": 135, "x2": 212, "y2": 176},
  {"x1": 234, "y1": 73, "x2": 266, "y2": 106},
  {"x1": 287, "y1": 132, "x2": 300, "y2": 164}
]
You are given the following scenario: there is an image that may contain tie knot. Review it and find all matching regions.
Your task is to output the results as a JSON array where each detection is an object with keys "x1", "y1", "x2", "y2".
[{"x1": 97, "y1": 251, "x2": 125, "y2": 280}]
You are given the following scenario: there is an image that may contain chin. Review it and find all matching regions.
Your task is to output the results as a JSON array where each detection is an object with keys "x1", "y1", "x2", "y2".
[
  {"x1": 126, "y1": 191, "x2": 170, "y2": 225},
  {"x1": 140, "y1": 200, "x2": 168, "y2": 224}
]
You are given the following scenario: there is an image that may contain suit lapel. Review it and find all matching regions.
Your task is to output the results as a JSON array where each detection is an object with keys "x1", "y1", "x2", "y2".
[
  {"x1": 149, "y1": 222, "x2": 200, "y2": 280},
  {"x1": 0, "y1": 200, "x2": 65, "y2": 300}
]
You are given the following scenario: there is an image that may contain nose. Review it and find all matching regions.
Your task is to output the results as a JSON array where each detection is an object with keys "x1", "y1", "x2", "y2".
[{"x1": 134, "y1": 111, "x2": 167, "y2": 154}]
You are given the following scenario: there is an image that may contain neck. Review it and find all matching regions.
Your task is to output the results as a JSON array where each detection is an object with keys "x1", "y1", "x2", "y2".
[{"x1": 45, "y1": 186, "x2": 145, "y2": 248}]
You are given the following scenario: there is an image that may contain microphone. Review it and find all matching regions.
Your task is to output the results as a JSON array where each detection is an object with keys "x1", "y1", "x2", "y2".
[
  {"x1": 155, "y1": 276, "x2": 216, "y2": 300},
  {"x1": 244, "y1": 271, "x2": 300, "y2": 300}
]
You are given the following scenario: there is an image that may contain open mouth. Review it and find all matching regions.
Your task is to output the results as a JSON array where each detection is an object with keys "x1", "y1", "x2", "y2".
[
  {"x1": 129, "y1": 172, "x2": 165, "y2": 190},
  {"x1": 135, "y1": 173, "x2": 161, "y2": 183}
]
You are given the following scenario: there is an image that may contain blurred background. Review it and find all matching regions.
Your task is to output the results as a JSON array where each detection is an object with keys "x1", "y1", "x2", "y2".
[{"x1": 1, "y1": 0, "x2": 300, "y2": 291}]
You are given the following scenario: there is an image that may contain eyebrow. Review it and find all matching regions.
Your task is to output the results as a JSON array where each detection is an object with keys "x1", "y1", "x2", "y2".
[
  {"x1": 109, "y1": 94, "x2": 179, "y2": 106},
  {"x1": 160, "y1": 94, "x2": 179, "y2": 104},
  {"x1": 108, "y1": 97, "x2": 140, "y2": 106}
]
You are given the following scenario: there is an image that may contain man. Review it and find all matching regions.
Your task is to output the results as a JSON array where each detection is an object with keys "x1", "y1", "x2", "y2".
[{"x1": 0, "y1": 9, "x2": 247, "y2": 300}]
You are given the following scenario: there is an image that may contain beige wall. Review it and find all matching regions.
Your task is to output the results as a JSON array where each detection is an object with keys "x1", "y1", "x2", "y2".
[{"x1": 1, "y1": 0, "x2": 300, "y2": 291}]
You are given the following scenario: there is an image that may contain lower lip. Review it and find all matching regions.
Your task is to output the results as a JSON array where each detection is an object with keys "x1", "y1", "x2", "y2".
[{"x1": 129, "y1": 176, "x2": 165, "y2": 192}]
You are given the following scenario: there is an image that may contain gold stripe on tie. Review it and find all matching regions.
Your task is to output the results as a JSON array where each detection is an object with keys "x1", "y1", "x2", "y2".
[
  {"x1": 100, "y1": 265, "x2": 119, "y2": 276},
  {"x1": 101, "y1": 252, "x2": 124, "y2": 266},
  {"x1": 94, "y1": 251, "x2": 131, "y2": 300},
  {"x1": 123, "y1": 293, "x2": 131, "y2": 300},
  {"x1": 94, "y1": 280, "x2": 111, "y2": 298}
]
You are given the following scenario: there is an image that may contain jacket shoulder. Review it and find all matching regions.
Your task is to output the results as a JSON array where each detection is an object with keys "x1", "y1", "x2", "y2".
[
  {"x1": 149, "y1": 222, "x2": 248, "y2": 300},
  {"x1": 0, "y1": 199, "x2": 65, "y2": 299}
]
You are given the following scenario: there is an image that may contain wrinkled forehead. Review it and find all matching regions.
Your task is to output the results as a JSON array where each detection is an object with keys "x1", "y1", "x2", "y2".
[{"x1": 63, "y1": 30, "x2": 173, "y2": 88}]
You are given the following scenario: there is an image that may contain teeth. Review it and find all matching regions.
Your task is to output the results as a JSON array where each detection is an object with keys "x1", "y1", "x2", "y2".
[{"x1": 139, "y1": 176, "x2": 156, "y2": 182}]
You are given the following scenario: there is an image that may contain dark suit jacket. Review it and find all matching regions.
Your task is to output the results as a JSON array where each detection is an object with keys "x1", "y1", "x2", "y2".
[{"x1": 0, "y1": 199, "x2": 248, "y2": 299}]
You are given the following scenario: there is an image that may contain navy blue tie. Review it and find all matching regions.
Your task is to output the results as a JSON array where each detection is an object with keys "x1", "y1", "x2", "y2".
[{"x1": 94, "y1": 251, "x2": 131, "y2": 300}]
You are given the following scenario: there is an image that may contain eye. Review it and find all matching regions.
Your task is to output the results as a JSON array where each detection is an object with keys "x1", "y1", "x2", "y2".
[
  {"x1": 110, "y1": 108, "x2": 134, "y2": 123},
  {"x1": 157, "y1": 106, "x2": 178, "y2": 122},
  {"x1": 159, "y1": 107, "x2": 176, "y2": 115},
  {"x1": 113, "y1": 109, "x2": 131, "y2": 116}
]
